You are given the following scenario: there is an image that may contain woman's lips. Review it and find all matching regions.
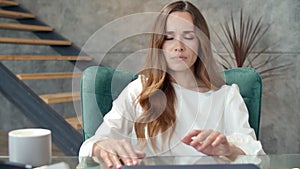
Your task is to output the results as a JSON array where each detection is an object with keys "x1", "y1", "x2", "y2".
[{"x1": 172, "y1": 55, "x2": 187, "y2": 60}]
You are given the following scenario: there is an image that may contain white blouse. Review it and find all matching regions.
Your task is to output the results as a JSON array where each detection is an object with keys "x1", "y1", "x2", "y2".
[{"x1": 79, "y1": 77, "x2": 264, "y2": 157}]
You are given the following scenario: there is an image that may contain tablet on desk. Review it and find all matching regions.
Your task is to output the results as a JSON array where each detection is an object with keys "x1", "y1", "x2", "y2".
[
  {"x1": 0, "y1": 161, "x2": 32, "y2": 169},
  {"x1": 122, "y1": 164, "x2": 260, "y2": 169}
]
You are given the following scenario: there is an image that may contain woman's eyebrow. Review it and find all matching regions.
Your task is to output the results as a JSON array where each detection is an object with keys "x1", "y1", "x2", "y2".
[
  {"x1": 165, "y1": 30, "x2": 194, "y2": 34},
  {"x1": 183, "y1": 30, "x2": 194, "y2": 34},
  {"x1": 165, "y1": 31, "x2": 175, "y2": 34}
]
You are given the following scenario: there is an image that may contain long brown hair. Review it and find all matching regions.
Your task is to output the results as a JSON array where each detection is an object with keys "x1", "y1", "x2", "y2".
[{"x1": 134, "y1": 1, "x2": 225, "y2": 150}]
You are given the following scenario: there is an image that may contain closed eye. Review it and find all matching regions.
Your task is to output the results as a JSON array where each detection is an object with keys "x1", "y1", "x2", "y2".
[
  {"x1": 164, "y1": 31, "x2": 195, "y2": 41},
  {"x1": 165, "y1": 36, "x2": 174, "y2": 40},
  {"x1": 183, "y1": 31, "x2": 195, "y2": 40},
  {"x1": 164, "y1": 32, "x2": 174, "y2": 40},
  {"x1": 184, "y1": 37, "x2": 194, "y2": 40}
]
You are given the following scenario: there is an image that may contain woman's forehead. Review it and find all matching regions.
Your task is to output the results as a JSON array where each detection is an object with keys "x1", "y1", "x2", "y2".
[{"x1": 165, "y1": 11, "x2": 195, "y2": 32}]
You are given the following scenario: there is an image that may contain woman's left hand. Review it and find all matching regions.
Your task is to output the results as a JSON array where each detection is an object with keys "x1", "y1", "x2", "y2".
[{"x1": 181, "y1": 129, "x2": 244, "y2": 158}]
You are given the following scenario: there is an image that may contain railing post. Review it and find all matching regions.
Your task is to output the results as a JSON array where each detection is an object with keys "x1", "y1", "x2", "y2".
[{"x1": 0, "y1": 63, "x2": 82, "y2": 155}]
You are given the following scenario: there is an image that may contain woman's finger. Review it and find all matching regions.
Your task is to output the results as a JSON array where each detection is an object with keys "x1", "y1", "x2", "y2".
[
  {"x1": 117, "y1": 140, "x2": 145, "y2": 166},
  {"x1": 197, "y1": 131, "x2": 219, "y2": 151},
  {"x1": 181, "y1": 129, "x2": 202, "y2": 144},
  {"x1": 135, "y1": 150, "x2": 146, "y2": 159},
  {"x1": 212, "y1": 134, "x2": 227, "y2": 147},
  {"x1": 109, "y1": 153, "x2": 122, "y2": 169},
  {"x1": 190, "y1": 129, "x2": 212, "y2": 146},
  {"x1": 118, "y1": 143, "x2": 136, "y2": 166},
  {"x1": 100, "y1": 150, "x2": 113, "y2": 168},
  {"x1": 123, "y1": 144, "x2": 143, "y2": 165}
]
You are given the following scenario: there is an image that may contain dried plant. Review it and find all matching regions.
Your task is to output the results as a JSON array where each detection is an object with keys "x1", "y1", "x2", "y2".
[{"x1": 214, "y1": 9, "x2": 291, "y2": 80}]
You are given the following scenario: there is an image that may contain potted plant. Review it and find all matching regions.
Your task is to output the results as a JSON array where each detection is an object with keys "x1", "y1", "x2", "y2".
[{"x1": 214, "y1": 9, "x2": 291, "y2": 80}]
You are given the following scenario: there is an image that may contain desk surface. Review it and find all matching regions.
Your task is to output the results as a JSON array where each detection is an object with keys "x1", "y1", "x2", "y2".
[{"x1": 1, "y1": 154, "x2": 300, "y2": 169}]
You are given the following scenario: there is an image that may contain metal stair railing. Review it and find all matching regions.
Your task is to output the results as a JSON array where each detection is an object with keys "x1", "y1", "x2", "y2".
[
  {"x1": 1, "y1": 4, "x2": 98, "y2": 155},
  {"x1": 0, "y1": 63, "x2": 82, "y2": 155}
]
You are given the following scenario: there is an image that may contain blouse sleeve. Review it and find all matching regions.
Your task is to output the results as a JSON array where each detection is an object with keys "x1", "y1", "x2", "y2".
[
  {"x1": 224, "y1": 84, "x2": 265, "y2": 155},
  {"x1": 79, "y1": 78, "x2": 142, "y2": 157}
]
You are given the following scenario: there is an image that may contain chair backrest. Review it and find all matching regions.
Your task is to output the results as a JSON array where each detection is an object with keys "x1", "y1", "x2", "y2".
[
  {"x1": 224, "y1": 68, "x2": 262, "y2": 138},
  {"x1": 81, "y1": 66, "x2": 262, "y2": 140}
]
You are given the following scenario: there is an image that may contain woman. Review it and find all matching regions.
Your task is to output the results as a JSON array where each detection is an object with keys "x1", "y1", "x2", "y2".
[{"x1": 79, "y1": 1, "x2": 264, "y2": 168}]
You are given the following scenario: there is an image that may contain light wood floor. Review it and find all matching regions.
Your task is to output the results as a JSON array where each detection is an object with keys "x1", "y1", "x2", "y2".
[{"x1": 0, "y1": 130, "x2": 64, "y2": 156}]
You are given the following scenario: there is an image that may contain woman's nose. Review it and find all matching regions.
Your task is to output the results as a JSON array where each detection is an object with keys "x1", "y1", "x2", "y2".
[{"x1": 174, "y1": 39, "x2": 185, "y2": 52}]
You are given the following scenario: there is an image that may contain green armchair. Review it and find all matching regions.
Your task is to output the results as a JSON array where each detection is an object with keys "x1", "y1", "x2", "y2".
[{"x1": 80, "y1": 66, "x2": 262, "y2": 140}]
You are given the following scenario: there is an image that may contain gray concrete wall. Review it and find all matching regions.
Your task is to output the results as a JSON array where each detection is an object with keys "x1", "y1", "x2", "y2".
[{"x1": 1, "y1": 0, "x2": 299, "y2": 154}]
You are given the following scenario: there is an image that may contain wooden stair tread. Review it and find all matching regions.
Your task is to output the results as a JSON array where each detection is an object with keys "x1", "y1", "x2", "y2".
[
  {"x1": 39, "y1": 92, "x2": 80, "y2": 104},
  {"x1": 0, "y1": 9, "x2": 35, "y2": 19},
  {"x1": 0, "y1": 0, "x2": 19, "y2": 7},
  {"x1": 0, "y1": 55, "x2": 92, "y2": 61},
  {"x1": 0, "y1": 22, "x2": 53, "y2": 31},
  {"x1": 65, "y1": 116, "x2": 82, "y2": 130},
  {"x1": 17, "y1": 72, "x2": 82, "y2": 80},
  {"x1": 0, "y1": 37, "x2": 71, "y2": 45}
]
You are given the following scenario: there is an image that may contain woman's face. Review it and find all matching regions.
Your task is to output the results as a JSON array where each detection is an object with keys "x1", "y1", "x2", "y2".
[{"x1": 162, "y1": 11, "x2": 199, "y2": 73}]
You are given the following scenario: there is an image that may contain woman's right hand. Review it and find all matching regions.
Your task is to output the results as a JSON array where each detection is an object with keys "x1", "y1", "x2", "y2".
[{"x1": 92, "y1": 139, "x2": 146, "y2": 169}]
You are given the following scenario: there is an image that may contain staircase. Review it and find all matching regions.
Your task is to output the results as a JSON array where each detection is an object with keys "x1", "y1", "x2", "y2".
[{"x1": 0, "y1": 1, "x2": 96, "y2": 155}]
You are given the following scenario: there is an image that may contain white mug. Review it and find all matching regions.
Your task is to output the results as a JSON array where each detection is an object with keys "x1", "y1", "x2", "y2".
[{"x1": 8, "y1": 128, "x2": 52, "y2": 167}]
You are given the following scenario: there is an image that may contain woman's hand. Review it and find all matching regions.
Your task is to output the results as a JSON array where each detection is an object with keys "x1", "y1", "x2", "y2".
[
  {"x1": 181, "y1": 129, "x2": 245, "y2": 160},
  {"x1": 92, "y1": 139, "x2": 146, "y2": 169}
]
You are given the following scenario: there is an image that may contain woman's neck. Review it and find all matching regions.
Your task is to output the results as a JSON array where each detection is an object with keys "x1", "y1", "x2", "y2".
[
  {"x1": 168, "y1": 69, "x2": 209, "y2": 92},
  {"x1": 169, "y1": 69, "x2": 198, "y2": 88}
]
